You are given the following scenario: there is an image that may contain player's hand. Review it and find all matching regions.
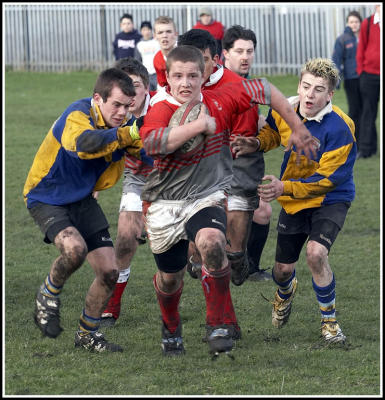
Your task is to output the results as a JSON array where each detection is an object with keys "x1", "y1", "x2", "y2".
[
  {"x1": 198, "y1": 104, "x2": 216, "y2": 136},
  {"x1": 129, "y1": 119, "x2": 141, "y2": 140},
  {"x1": 257, "y1": 175, "x2": 284, "y2": 202},
  {"x1": 230, "y1": 136, "x2": 260, "y2": 158},
  {"x1": 285, "y1": 124, "x2": 317, "y2": 163},
  {"x1": 92, "y1": 191, "x2": 99, "y2": 200}
]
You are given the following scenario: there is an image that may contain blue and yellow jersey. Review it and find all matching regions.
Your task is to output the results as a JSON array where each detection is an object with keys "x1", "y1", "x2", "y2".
[
  {"x1": 257, "y1": 96, "x2": 356, "y2": 214},
  {"x1": 23, "y1": 97, "x2": 142, "y2": 208}
]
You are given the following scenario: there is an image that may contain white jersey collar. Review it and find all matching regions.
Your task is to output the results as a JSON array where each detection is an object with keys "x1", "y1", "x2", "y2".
[
  {"x1": 288, "y1": 95, "x2": 333, "y2": 122},
  {"x1": 150, "y1": 86, "x2": 203, "y2": 107},
  {"x1": 204, "y1": 64, "x2": 224, "y2": 87}
]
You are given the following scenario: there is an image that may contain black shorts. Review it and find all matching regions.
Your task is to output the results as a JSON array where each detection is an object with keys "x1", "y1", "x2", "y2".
[
  {"x1": 153, "y1": 206, "x2": 227, "y2": 273},
  {"x1": 185, "y1": 206, "x2": 227, "y2": 242},
  {"x1": 28, "y1": 195, "x2": 110, "y2": 245},
  {"x1": 275, "y1": 202, "x2": 350, "y2": 263}
]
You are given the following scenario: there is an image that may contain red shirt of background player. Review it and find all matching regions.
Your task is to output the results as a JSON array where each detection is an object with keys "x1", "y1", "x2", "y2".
[{"x1": 153, "y1": 50, "x2": 167, "y2": 88}]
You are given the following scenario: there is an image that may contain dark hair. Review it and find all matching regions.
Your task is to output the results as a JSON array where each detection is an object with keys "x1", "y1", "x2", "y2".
[
  {"x1": 166, "y1": 45, "x2": 205, "y2": 74},
  {"x1": 222, "y1": 25, "x2": 257, "y2": 51},
  {"x1": 140, "y1": 20, "x2": 152, "y2": 30},
  {"x1": 178, "y1": 29, "x2": 218, "y2": 58},
  {"x1": 93, "y1": 68, "x2": 135, "y2": 102},
  {"x1": 120, "y1": 13, "x2": 133, "y2": 23},
  {"x1": 346, "y1": 10, "x2": 362, "y2": 23},
  {"x1": 114, "y1": 57, "x2": 150, "y2": 88}
]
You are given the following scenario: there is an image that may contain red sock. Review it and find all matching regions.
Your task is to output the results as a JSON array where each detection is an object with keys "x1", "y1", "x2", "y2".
[
  {"x1": 223, "y1": 287, "x2": 238, "y2": 327},
  {"x1": 103, "y1": 281, "x2": 128, "y2": 320},
  {"x1": 153, "y1": 274, "x2": 183, "y2": 334},
  {"x1": 201, "y1": 265, "x2": 231, "y2": 326}
]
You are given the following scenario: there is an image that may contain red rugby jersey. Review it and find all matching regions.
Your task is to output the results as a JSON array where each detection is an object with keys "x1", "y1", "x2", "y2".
[
  {"x1": 139, "y1": 78, "x2": 270, "y2": 202},
  {"x1": 203, "y1": 66, "x2": 259, "y2": 141},
  {"x1": 153, "y1": 50, "x2": 168, "y2": 87}
]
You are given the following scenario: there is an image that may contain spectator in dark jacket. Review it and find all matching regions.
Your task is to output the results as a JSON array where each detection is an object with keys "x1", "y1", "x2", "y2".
[
  {"x1": 332, "y1": 11, "x2": 362, "y2": 147},
  {"x1": 113, "y1": 13, "x2": 142, "y2": 60}
]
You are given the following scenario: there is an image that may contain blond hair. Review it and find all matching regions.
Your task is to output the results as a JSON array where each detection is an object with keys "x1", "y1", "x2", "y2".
[
  {"x1": 300, "y1": 58, "x2": 340, "y2": 91},
  {"x1": 154, "y1": 16, "x2": 176, "y2": 32}
]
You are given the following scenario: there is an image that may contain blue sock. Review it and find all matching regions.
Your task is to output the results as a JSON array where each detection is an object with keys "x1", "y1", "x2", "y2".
[
  {"x1": 78, "y1": 309, "x2": 101, "y2": 336},
  {"x1": 41, "y1": 274, "x2": 62, "y2": 297},
  {"x1": 272, "y1": 269, "x2": 296, "y2": 300},
  {"x1": 312, "y1": 274, "x2": 336, "y2": 322}
]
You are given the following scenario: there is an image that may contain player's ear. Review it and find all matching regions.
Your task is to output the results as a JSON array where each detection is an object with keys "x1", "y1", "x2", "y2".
[{"x1": 93, "y1": 93, "x2": 103, "y2": 107}]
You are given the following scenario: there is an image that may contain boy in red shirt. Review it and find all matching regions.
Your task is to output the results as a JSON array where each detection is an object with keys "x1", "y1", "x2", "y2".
[
  {"x1": 222, "y1": 25, "x2": 273, "y2": 282},
  {"x1": 177, "y1": 28, "x2": 268, "y2": 290},
  {"x1": 193, "y1": 7, "x2": 225, "y2": 56},
  {"x1": 139, "y1": 45, "x2": 315, "y2": 357},
  {"x1": 153, "y1": 16, "x2": 178, "y2": 89}
]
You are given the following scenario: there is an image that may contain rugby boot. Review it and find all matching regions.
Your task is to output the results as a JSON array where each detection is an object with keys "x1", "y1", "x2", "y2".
[
  {"x1": 271, "y1": 277, "x2": 298, "y2": 328},
  {"x1": 206, "y1": 325, "x2": 234, "y2": 355},
  {"x1": 228, "y1": 251, "x2": 249, "y2": 286},
  {"x1": 161, "y1": 321, "x2": 185, "y2": 356},
  {"x1": 34, "y1": 284, "x2": 63, "y2": 338},
  {"x1": 186, "y1": 256, "x2": 202, "y2": 280},
  {"x1": 74, "y1": 330, "x2": 123, "y2": 352},
  {"x1": 203, "y1": 323, "x2": 241, "y2": 342},
  {"x1": 321, "y1": 319, "x2": 346, "y2": 344}
]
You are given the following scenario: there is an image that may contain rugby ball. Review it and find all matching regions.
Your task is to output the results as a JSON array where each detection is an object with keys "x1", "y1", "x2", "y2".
[{"x1": 168, "y1": 100, "x2": 209, "y2": 156}]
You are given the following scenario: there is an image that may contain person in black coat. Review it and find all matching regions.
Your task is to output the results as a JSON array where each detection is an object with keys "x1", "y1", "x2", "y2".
[{"x1": 332, "y1": 10, "x2": 362, "y2": 146}]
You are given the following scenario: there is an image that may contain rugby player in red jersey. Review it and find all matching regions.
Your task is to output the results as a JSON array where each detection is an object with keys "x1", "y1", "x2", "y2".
[{"x1": 139, "y1": 45, "x2": 315, "y2": 357}]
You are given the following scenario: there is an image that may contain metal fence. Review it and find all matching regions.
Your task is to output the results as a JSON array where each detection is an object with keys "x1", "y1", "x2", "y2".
[{"x1": 3, "y1": 2, "x2": 376, "y2": 75}]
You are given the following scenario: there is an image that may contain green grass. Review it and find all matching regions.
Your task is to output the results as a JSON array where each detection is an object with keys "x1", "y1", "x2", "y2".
[{"x1": 4, "y1": 71, "x2": 381, "y2": 396}]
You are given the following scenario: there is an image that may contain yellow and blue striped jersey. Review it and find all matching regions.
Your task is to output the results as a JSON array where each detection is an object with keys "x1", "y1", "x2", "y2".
[
  {"x1": 257, "y1": 96, "x2": 356, "y2": 214},
  {"x1": 23, "y1": 97, "x2": 142, "y2": 208}
]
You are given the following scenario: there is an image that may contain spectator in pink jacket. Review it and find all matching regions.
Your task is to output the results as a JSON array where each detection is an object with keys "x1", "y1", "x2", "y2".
[{"x1": 355, "y1": 4, "x2": 380, "y2": 159}]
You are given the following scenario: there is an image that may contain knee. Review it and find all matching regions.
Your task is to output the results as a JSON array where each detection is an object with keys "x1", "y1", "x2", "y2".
[
  {"x1": 306, "y1": 242, "x2": 328, "y2": 272},
  {"x1": 63, "y1": 242, "x2": 88, "y2": 269},
  {"x1": 274, "y1": 262, "x2": 295, "y2": 281},
  {"x1": 56, "y1": 227, "x2": 88, "y2": 268},
  {"x1": 157, "y1": 270, "x2": 183, "y2": 293},
  {"x1": 196, "y1": 229, "x2": 226, "y2": 271},
  {"x1": 101, "y1": 268, "x2": 119, "y2": 291}
]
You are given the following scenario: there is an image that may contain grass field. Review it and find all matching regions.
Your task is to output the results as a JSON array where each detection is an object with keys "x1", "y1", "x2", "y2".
[{"x1": 4, "y1": 71, "x2": 382, "y2": 396}]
